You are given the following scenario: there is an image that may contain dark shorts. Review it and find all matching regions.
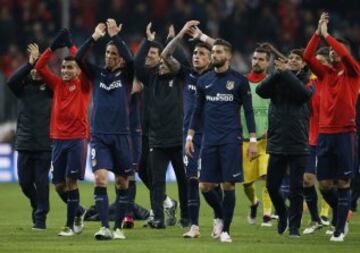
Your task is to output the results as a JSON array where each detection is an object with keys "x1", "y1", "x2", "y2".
[
  {"x1": 183, "y1": 134, "x2": 202, "y2": 178},
  {"x1": 51, "y1": 139, "x2": 87, "y2": 184},
  {"x1": 304, "y1": 145, "x2": 317, "y2": 174},
  {"x1": 131, "y1": 133, "x2": 142, "y2": 174},
  {"x1": 317, "y1": 133, "x2": 356, "y2": 181},
  {"x1": 91, "y1": 134, "x2": 133, "y2": 176},
  {"x1": 199, "y1": 142, "x2": 243, "y2": 183}
]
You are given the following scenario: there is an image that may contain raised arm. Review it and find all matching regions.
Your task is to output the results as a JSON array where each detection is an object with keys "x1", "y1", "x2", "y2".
[
  {"x1": 106, "y1": 19, "x2": 133, "y2": 64},
  {"x1": 76, "y1": 23, "x2": 106, "y2": 78},
  {"x1": 303, "y1": 13, "x2": 330, "y2": 80},
  {"x1": 7, "y1": 43, "x2": 40, "y2": 96},
  {"x1": 256, "y1": 73, "x2": 279, "y2": 99},
  {"x1": 280, "y1": 70, "x2": 313, "y2": 102},
  {"x1": 257, "y1": 42, "x2": 287, "y2": 61},
  {"x1": 35, "y1": 30, "x2": 71, "y2": 89},
  {"x1": 319, "y1": 14, "x2": 360, "y2": 77},
  {"x1": 161, "y1": 20, "x2": 199, "y2": 73},
  {"x1": 187, "y1": 26, "x2": 216, "y2": 46}
]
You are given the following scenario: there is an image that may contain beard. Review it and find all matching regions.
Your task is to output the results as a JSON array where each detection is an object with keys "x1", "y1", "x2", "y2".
[
  {"x1": 251, "y1": 65, "x2": 264, "y2": 73},
  {"x1": 212, "y1": 58, "x2": 227, "y2": 68}
]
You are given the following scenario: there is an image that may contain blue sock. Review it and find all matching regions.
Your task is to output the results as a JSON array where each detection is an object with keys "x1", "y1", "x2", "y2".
[
  {"x1": 126, "y1": 181, "x2": 136, "y2": 217},
  {"x1": 94, "y1": 186, "x2": 109, "y2": 228},
  {"x1": 222, "y1": 190, "x2": 235, "y2": 233},
  {"x1": 303, "y1": 186, "x2": 321, "y2": 222},
  {"x1": 188, "y1": 178, "x2": 200, "y2": 226},
  {"x1": 320, "y1": 189, "x2": 338, "y2": 226},
  {"x1": 66, "y1": 189, "x2": 79, "y2": 229},
  {"x1": 214, "y1": 185, "x2": 223, "y2": 201},
  {"x1": 202, "y1": 190, "x2": 223, "y2": 219},
  {"x1": 57, "y1": 189, "x2": 68, "y2": 204},
  {"x1": 76, "y1": 205, "x2": 86, "y2": 217},
  {"x1": 335, "y1": 188, "x2": 350, "y2": 236},
  {"x1": 114, "y1": 188, "x2": 129, "y2": 229}
]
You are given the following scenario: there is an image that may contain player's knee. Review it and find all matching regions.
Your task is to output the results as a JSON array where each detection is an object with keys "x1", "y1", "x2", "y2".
[
  {"x1": 115, "y1": 176, "x2": 129, "y2": 189},
  {"x1": 199, "y1": 182, "x2": 213, "y2": 192},
  {"x1": 222, "y1": 182, "x2": 235, "y2": 191},
  {"x1": 337, "y1": 179, "x2": 351, "y2": 189},
  {"x1": 94, "y1": 169, "x2": 108, "y2": 187},
  {"x1": 65, "y1": 177, "x2": 78, "y2": 190},
  {"x1": 55, "y1": 182, "x2": 66, "y2": 193},
  {"x1": 318, "y1": 180, "x2": 333, "y2": 191}
]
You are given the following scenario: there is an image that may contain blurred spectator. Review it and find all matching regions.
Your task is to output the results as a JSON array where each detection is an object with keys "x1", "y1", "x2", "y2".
[{"x1": 0, "y1": 0, "x2": 359, "y2": 127}]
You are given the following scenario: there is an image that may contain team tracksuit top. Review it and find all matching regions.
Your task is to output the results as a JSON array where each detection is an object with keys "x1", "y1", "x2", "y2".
[
  {"x1": 76, "y1": 35, "x2": 134, "y2": 135},
  {"x1": 183, "y1": 69, "x2": 210, "y2": 136},
  {"x1": 304, "y1": 33, "x2": 360, "y2": 134},
  {"x1": 6, "y1": 63, "x2": 52, "y2": 151},
  {"x1": 35, "y1": 47, "x2": 92, "y2": 140},
  {"x1": 190, "y1": 68, "x2": 256, "y2": 146}
]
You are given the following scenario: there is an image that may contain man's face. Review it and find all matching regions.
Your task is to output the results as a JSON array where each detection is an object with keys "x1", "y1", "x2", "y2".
[
  {"x1": 145, "y1": 47, "x2": 161, "y2": 67},
  {"x1": 105, "y1": 44, "x2": 123, "y2": 69},
  {"x1": 329, "y1": 47, "x2": 341, "y2": 64},
  {"x1": 287, "y1": 53, "x2": 305, "y2": 72},
  {"x1": 30, "y1": 69, "x2": 42, "y2": 81},
  {"x1": 251, "y1": 52, "x2": 269, "y2": 73},
  {"x1": 192, "y1": 46, "x2": 211, "y2": 71},
  {"x1": 158, "y1": 58, "x2": 170, "y2": 75},
  {"x1": 316, "y1": 54, "x2": 330, "y2": 66},
  {"x1": 211, "y1": 45, "x2": 230, "y2": 68},
  {"x1": 61, "y1": 60, "x2": 80, "y2": 81}
]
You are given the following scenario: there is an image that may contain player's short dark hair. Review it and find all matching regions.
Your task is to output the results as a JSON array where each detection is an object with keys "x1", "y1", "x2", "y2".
[
  {"x1": 316, "y1": 47, "x2": 329, "y2": 57},
  {"x1": 254, "y1": 47, "x2": 271, "y2": 61},
  {"x1": 63, "y1": 55, "x2": 76, "y2": 62},
  {"x1": 213, "y1": 39, "x2": 232, "y2": 53},
  {"x1": 194, "y1": 42, "x2": 212, "y2": 52},
  {"x1": 149, "y1": 40, "x2": 164, "y2": 54},
  {"x1": 288, "y1": 48, "x2": 304, "y2": 59}
]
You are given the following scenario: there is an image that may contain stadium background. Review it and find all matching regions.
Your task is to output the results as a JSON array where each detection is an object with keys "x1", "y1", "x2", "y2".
[{"x1": 0, "y1": 0, "x2": 359, "y2": 182}]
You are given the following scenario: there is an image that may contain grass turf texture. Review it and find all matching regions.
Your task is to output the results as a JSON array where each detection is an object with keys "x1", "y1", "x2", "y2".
[{"x1": 0, "y1": 182, "x2": 359, "y2": 253}]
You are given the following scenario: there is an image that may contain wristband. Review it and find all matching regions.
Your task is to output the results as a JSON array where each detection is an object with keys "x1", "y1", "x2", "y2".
[
  {"x1": 186, "y1": 135, "x2": 193, "y2": 141},
  {"x1": 199, "y1": 34, "x2": 208, "y2": 42},
  {"x1": 249, "y1": 137, "x2": 257, "y2": 143}
]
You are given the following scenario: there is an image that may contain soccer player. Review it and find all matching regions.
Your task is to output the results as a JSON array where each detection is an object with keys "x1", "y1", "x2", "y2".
[
  {"x1": 161, "y1": 21, "x2": 217, "y2": 237},
  {"x1": 35, "y1": 29, "x2": 92, "y2": 236},
  {"x1": 186, "y1": 39, "x2": 257, "y2": 243},
  {"x1": 303, "y1": 12, "x2": 360, "y2": 242},
  {"x1": 76, "y1": 19, "x2": 134, "y2": 240},
  {"x1": 134, "y1": 21, "x2": 200, "y2": 229},
  {"x1": 240, "y1": 46, "x2": 273, "y2": 227},
  {"x1": 256, "y1": 49, "x2": 313, "y2": 237},
  {"x1": 7, "y1": 43, "x2": 52, "y2": 230},
  {"x1": 302, "y1": 47, "x2": 331, "y2": 234}
]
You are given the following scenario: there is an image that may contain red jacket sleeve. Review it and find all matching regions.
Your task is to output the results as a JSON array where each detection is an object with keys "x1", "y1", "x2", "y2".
[
  {"x1": 325, "y1": 35, "x2": 360, "y2": 77},
  {"x1": 303, "y1": 33, "x2": 327, "y2": 80},
  {"x1": 35, "y1": 48, "x2": 61, "y2": 90}
]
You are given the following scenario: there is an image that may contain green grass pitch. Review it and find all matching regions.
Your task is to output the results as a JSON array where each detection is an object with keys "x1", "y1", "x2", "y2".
[{"x1": 0, "y1": 182, "x2": 359, "y2": 253}]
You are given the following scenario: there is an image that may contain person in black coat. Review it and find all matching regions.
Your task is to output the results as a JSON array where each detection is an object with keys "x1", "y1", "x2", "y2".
[
  {"x1": 6, "y1": 43, "x2": 52, "y2": 230},
  {"x1": 256, "y1": 49, "x2": 313, "y2": 237}
]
